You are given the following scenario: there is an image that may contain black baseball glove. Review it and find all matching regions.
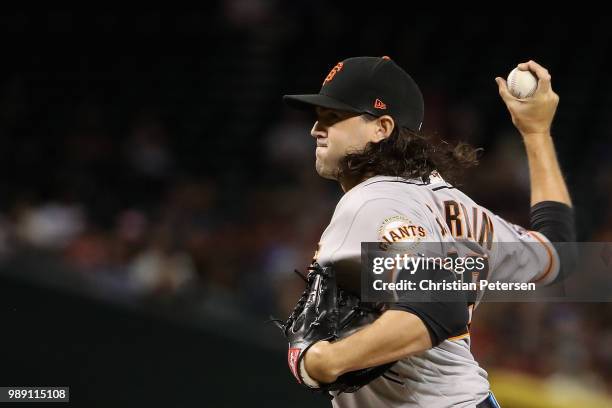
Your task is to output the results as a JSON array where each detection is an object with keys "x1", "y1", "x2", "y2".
[{"x1": 274, "y1": 263, "x2": 396, "y2": 394}]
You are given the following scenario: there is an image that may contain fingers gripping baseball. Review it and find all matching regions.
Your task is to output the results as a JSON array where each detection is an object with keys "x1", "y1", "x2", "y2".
[
  {"x1": 518, "y1": 60, "x2": 552, "y2": 94},
  {"x1": 495, "y1": 60, "x2": 559, "y2": 136}
]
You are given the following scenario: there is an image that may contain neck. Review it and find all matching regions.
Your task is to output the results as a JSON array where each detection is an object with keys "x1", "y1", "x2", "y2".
[{"x1": 339, "y1": 173, "x2": 374, "y2": 192}]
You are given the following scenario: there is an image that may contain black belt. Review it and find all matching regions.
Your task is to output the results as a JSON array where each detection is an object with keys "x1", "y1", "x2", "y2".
[{"x1": 476, "y1": 392, "x2": 501, "y2": 408}]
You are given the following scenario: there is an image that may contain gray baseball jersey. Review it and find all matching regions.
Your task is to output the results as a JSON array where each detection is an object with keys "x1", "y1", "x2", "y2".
[{"x1": 312, "y1": 174, "x2": 559, "y2": 408}]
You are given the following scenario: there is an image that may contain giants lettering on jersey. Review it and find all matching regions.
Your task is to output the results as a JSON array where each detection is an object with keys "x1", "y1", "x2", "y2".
[{"x1": 378, "y1": 215, "x2": 427, "y2": 250}]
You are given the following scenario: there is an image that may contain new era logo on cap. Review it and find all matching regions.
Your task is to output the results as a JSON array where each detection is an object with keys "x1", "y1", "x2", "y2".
[{"x1": 374, "y1": 99, "x2": 387, "y2": 110}]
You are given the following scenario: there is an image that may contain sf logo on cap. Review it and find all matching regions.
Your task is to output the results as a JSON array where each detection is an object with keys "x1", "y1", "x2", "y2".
[{"x1": 323, "y1": 62, "x2": 344, "y2": 85}]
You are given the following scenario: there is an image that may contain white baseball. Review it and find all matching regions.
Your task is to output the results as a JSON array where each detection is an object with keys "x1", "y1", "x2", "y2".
[{"x1": 507, "y1": 68, "x2": 538, "y2": 98}]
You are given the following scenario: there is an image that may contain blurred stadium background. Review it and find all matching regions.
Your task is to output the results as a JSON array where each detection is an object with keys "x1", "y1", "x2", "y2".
[{"x1": 0, "y1": 9, "x2": 611, "y2": 407}]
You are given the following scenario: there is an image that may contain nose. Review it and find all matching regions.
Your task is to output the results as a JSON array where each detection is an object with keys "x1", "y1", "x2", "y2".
[{"x1": 311, "y1": 121, "x2": 326, "y2": 139}]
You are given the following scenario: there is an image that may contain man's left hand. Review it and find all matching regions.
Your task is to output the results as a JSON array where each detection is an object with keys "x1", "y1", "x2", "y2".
[{"x1": 303, "y1": 341, "x2": 340, "y2": 384}]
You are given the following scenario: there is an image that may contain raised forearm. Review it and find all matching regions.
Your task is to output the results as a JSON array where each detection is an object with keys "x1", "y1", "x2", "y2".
[
  {"x1": 495, "y1": 60, "x2": 571, "y2": 208},
  {"x1": 304, "y1": 310, "x2": 431, "y2": 382},
  {"x1": 523, "y1": 133, "x2": 571, "y2": 207}
]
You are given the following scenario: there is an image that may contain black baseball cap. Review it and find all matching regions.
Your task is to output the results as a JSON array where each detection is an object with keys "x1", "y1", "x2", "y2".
[{"x1": 283, "y1": 56, "x2": 424, "y2": 132}]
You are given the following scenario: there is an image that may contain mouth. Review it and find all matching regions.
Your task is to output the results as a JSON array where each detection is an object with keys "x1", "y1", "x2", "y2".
[{"x1": 315, "y1": 136, "x2": 328, "y2": 148}]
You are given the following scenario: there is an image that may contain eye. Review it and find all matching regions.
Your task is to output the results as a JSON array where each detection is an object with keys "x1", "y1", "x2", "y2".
[{"x1": 317, "y1": 110, "x2": 344, "y2": 124}]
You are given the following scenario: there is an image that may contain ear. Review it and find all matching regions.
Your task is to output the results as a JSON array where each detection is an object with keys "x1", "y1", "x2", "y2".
[{"x1": 371, "y1": 115, "x2": 395, "y2": 142}]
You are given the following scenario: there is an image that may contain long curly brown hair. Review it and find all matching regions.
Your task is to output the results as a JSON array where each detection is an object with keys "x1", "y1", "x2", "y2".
[{"x1": 337, "y1": 114, "x2": 481, "y2": 185}]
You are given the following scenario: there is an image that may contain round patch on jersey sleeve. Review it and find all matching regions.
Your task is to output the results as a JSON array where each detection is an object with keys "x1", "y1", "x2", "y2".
[{"x1": 377, "y1": 215, "x2": 428, "y2": 250}]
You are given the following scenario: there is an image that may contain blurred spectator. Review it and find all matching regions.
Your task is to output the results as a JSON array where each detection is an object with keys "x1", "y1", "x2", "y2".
[
  {"x1": 15, "y1": 201, "x2": 85, "y2": 250},
  {"x1": 128, "y1": 226, "x2": 196, "y2": 297},
  {"x1": 124, "y1": 112, "x2": 173, "y2": 179}
]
